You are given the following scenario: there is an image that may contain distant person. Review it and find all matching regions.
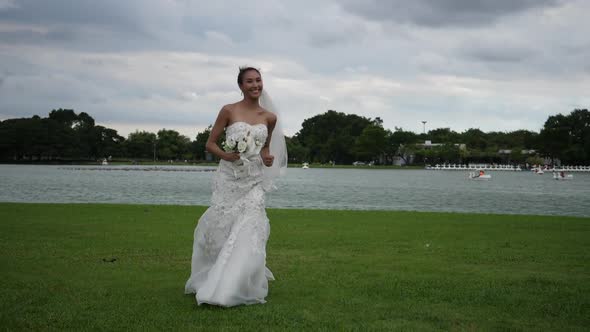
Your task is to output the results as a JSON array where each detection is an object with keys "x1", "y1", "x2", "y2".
[{"x1": 184, "y1": 67, "x2": 287, "y2": 307}]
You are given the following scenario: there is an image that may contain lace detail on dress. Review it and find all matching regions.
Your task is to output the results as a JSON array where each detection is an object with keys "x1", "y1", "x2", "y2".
[{"x1": 184, "y1": 122, "x2": 274, "y2": 307}]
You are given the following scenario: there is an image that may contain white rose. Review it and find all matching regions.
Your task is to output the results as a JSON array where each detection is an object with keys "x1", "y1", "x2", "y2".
[
  {"x1": 237, "y1": 140, "x2": 248, "y2": 153},
  {"x1": 223, "y1": 138, "x2": 235, "y2": 152}
]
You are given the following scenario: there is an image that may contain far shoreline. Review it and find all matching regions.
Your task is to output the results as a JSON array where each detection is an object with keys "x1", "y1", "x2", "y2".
[{"x1": 0, "y1": 161, "x2": 425, "y2": 170}]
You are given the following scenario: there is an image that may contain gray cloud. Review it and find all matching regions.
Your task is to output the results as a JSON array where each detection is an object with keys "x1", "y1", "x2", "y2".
[
  {"x1": 305, "y1": 13, "x2": 370, "y2": 48},
  {"x1": 464, "y1": 47, "x2": 533, "y2": 63},
  {"x1": 338, "y1": 0, "x2": 563, "y2": 27},
  {"x1": 458, "y1": 39, "x2": 535, "y2": 63},
  {"x1": 0, "y1": 0, "x2": 144, "y2": 30},
  {"x1": 0, "y1": 0, "x2": 19, "y2": 10},
  {"x1": 0, "y1": 0, "x2": 285, "y2": 53},
  {"x1": 308, "y1": 27, "x2": 362, "y2": 48},
  {"x1": 0, "y1": 0, "x2": 588, "y2": 138},
  {"x1": 0, "y1": 26, "x2": 77, "y2": 45},
  {"x1": 0, "y1": 0, "x2": 183, "y2": 53}
]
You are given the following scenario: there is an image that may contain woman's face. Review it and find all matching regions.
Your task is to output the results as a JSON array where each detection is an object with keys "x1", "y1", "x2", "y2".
[{"x1": 240, "y1": 70, "x2": 263, "y2": 99}]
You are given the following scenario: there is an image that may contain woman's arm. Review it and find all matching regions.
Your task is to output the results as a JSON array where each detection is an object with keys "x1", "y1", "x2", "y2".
[
  {"x1": 206, "y1": 106, "x2": 240, "y2": 162},
  {"x1": 260, "y1": 113, "x2": 277, "y2": 167}
]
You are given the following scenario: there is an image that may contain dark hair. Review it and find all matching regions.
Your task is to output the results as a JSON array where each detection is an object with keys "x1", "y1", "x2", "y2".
[{"x1": 237, "y1": 66, "x2": 261, "y2": 85}]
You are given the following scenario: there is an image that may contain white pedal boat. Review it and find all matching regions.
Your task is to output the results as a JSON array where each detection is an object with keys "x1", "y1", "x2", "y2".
[{"x1": 468, "y1": 172, "x2": 492, "y2": 180}]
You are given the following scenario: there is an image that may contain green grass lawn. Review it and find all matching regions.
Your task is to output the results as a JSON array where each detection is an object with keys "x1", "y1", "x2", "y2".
[{"x1": 0, "y1": 203, "x2": 588, "y2": 331}]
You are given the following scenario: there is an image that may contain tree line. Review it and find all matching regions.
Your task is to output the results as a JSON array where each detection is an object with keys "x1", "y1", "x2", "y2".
[
  {"x1": 1, "y1": 108, "x2": 588, "y2": 165},
  {"x1": 286, "y1": 109, "x2": 589, "y2": 165},
  {"x1": 0, "y1": 109, "x2": 194, "y2": 162}
]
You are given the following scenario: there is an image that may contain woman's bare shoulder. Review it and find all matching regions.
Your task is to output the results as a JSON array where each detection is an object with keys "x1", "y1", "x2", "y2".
[
  {"x1": 218, "y1": 103, "x2": 239, "y2": 117},
  {"x1": 266, "y1": 110, "x2": 277, "y2": 125},
  {"x1": 259, "y1": 107, "x2": 277, "y2": 123},
  {"x1": 221, "y1": 103, "x2": 240, "y2": 112}
]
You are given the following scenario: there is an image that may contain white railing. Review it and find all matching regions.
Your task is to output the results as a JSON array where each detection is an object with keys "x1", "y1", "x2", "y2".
[
  {"x1": 426, "y1": 164, "x2": 522, "y2": 171},
  {"x1": 550, "y1": 165, "x2": 590, "y2": 172},
  {"x1": 425, "y1": 164, "x2": 590, "y2": 172}
]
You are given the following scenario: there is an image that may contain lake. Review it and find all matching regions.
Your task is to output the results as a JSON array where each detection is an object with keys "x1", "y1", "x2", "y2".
[{"x1": 1, "y1": 164, "x2": 589, "y2": 217}]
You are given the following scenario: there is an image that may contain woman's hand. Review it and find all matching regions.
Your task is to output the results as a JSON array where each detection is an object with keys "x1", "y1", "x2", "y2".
[
  {"x1": 222, "y1": 152, "x2": 241, "y2": 162},
  {"x1": 261, "y1": 152, "x2": 274, "y2": 167}
]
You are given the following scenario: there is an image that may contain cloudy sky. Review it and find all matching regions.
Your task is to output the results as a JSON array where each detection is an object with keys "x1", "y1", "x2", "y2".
[{"x1": 0, "y1": 0, "x2": 589, "y2": 138}]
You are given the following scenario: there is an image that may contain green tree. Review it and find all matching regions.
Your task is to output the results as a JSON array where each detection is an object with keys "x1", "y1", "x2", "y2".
[
  {"x1": 388, "y1": 128, "x2": 419, "y2": 165},
  {"x1": 461, "y1": 128, "x2": 487, "y2": 150},
  {"x1": 440, "y1": 143, "x2": 461, "y2": 163},
  {"x1": 48, "y1": 109, "x2": 77, "y2": 127},
  {"x1": 427, "y1": 128, "x2": 460, "y2": 144},
  {"x1": 73, "y1": 112, "x2": 96, "y2": 158},
  {"x1": 157, "y1": 129, "x2": 191, "y2": 160},
  {"x1": 94, "y1": 126, "x2": 125, "y2": 158},
  {"x1": 285, "y1": 136, "x2": 309, "y2": 163},
  {"x1": 125, "y1": 131, "x2": 157, "y2": 159},
  {"x1": 563, "y1": 109, "x2": 590, "y2": 164},
  {"x1": 46, "y1": 109, "x2": 78, "y2": 158},
  {"x1": 354, "y1": 122, "x2": 388, "y2": 162},
  {"x1": 509, "y1": 148, "x2": 525, "y2": 164},
  {"x1": 295, "y1": 110, "x2": 372, "y2": 164},
  {"x1": 539, "y1": 109, "x2": 589, "y2": 164},
  {"x1": 192, "y1": 126, "x2": 212, "y2": 161}
]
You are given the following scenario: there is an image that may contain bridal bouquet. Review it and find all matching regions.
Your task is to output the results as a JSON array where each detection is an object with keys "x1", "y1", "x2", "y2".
[
  {"x1": 222, "y1": 137, "x2": 248, "y2": 154},
  {"x1": 222, "y1": 131, "x2": 264, "y2": 157},
  {"x1": 222, "y1": 130, "x2": 264, "y2": 178}
]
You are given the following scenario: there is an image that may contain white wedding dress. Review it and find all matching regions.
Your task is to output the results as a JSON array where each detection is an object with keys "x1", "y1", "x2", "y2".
[{"x1": 185, "y1": 122, "x2": 275, "y2": 307}]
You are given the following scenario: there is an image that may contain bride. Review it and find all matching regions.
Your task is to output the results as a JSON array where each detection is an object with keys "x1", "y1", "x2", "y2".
[{"x1": 184, "y1": 67, "x2": 287, "y2": 307}]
